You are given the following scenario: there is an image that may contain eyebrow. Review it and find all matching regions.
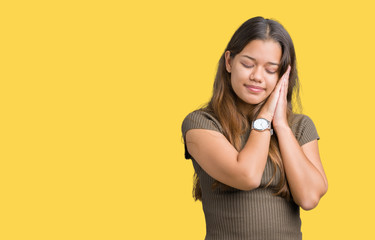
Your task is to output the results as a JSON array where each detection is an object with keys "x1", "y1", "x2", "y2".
[{"x1": 240, "y1": 55, "x2": 279, "y2": 66}]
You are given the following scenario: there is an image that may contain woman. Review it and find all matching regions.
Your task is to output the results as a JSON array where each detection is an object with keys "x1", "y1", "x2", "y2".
[{"x1": 181, "y1": 16, "x2": 328, "y2": 239}]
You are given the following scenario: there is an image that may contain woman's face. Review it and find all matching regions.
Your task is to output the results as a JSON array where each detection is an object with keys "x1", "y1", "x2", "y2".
[{"x1": 225, "y1": 39, "x2": 282, "y2": 106}]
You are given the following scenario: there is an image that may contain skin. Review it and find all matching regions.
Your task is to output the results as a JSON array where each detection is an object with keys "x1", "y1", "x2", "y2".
[
  {"x1": 185, "y1": 39, "x2": 328, "y2": 210},
  {"x1": 226, "y1": 39, "x2": 281, "y2": 116},
  {"x1": 270, "y1": 65, "x2": 328, "y2": 210}
]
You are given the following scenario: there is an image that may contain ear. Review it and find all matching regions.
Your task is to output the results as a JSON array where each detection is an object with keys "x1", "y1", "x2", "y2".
[{"x1": 224, "y1": 50, "x2": 232, "y2": 73}]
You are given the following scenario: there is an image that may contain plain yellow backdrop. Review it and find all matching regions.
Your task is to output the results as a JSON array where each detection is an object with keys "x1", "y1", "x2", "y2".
[{"x1": 1, "y1": 0, "x2": 374, "y2": 239}]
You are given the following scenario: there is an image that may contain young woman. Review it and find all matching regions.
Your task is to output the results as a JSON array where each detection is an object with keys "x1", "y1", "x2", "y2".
[{"x1": 181, "y1": 16, "x2": 328, "y2": 239}]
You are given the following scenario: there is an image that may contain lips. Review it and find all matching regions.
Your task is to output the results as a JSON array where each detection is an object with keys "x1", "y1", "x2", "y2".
[
  {"x1": 244, "y1": 84, "x2": 265, "y2": 93},
  {"x1": 245, "y1": 84, "x2": 264, "y2": 90}
]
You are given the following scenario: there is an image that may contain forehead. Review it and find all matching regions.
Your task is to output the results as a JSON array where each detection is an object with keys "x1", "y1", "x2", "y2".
[{"x1": 238, "y1": 39, "x2": 282, "y2": 64}]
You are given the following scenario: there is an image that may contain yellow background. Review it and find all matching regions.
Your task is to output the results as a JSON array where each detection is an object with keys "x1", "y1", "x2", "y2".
[{"x1": 1, "y1": 0, "x2": 374, "y2": 239}]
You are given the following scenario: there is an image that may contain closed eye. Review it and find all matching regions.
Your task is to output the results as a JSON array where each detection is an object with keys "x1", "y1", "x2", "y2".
[
  {"x1": 242, "y1": 63, "x2": 254, "y2": 68},
  {"x1": 266, "y1": 70, "x2": 277, "y2": 74}
]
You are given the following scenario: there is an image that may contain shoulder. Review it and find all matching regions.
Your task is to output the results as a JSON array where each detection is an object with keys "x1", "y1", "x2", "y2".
[
  {"x1": 181, "y1": 109, "x2": 223, "y2": 139},
  {"x1": 181, "y1": 109, "x2": 224, "y2": 160},
  {"x1": 290, "y1": 113, "x2": 320, "y2": 146},
  {"x1": 291, "y1": 113, "x2": 314, "y2": 128}
]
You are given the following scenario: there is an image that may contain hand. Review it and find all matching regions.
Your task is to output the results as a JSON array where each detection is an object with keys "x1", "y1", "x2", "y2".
[
  {"x1": 258, "y1": 65, "x2": 291, "y2": 121},
  {"x1": 273, "y1": 65, "x2": 291, "y2": 130}
]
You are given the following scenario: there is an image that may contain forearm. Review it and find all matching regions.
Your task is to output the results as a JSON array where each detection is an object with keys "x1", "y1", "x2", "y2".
[
  {"x1": 275, "y1": 125, "x2": 327, "y2": 210},
  {"x1": 237, "y1": 113, "x2": 272, "y2": 187}
]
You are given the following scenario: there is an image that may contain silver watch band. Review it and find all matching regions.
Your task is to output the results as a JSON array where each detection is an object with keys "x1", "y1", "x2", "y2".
[{"x1": 251, "y1": 118, "x2": 273, "y2": 135}]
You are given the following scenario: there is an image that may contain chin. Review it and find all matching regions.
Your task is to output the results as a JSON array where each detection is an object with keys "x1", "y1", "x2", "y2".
[{"x1": 238, "y1": 96, "x2": 262, "y2": 106}]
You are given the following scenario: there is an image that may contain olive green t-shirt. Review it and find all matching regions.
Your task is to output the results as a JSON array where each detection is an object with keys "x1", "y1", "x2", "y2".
[{"x1": 181, "y1": 110, "x2": 320, "y2": 240}]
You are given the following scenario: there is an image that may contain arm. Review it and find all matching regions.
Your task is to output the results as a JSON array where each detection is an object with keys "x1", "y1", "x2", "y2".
[
  {"x1": 274, "y1": 126, "x2": 328, "y2": 210},
  {"x1": 273, "y1": 69, "x2": 328, "y2": 210},
  {"x1": 185, "y1": 122, "x2": 271, "y2": 191},
  {"x1": 184, "y1": 68, "x2": 290, "y2": 191}
]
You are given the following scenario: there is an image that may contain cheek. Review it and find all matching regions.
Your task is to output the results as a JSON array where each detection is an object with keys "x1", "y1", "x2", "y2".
[
  {"x1": 265, "y1": 78, "x2": 279, "y2": 94},
  {"x1": 270, "y1": 77, "x2": 279, "y2": 89},
  {"x1": 233, "y1": 64, "x2": 250, "y2": 76},
  {"x1": 230, "y1": 71, "x2": 245, "y2": 87}
]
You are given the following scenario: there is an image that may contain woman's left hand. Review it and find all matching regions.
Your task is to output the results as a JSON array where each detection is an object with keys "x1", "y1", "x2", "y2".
[{"x1": 272, "y1": 65, "x2": 290, "y2": 131}]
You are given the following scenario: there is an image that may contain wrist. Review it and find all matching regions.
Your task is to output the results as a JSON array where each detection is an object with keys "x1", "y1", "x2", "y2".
[
  {"x1": 273, "y1": 123, "x2": 290, "y2": 134},
  {"x1": 251, "y1": 117, "x2": 274, "y2": 135},
  {"x1": 257, "y1": 112, "x2": 273, "y2": 122}
]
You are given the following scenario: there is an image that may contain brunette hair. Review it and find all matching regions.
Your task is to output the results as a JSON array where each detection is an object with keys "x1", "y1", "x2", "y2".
[{"x1": 192, "y1": 16, "x2": 301, "y2": 201}]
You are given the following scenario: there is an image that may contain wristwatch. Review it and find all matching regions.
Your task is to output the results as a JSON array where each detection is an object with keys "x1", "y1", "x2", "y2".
[{"x1": 251, "y1": 118, "x2": 273, "y2": 135}]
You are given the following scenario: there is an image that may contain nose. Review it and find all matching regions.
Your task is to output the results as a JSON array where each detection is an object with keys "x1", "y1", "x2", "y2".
[{"x1": 250, "y1": 66, "x2": 262, "y2": 82}]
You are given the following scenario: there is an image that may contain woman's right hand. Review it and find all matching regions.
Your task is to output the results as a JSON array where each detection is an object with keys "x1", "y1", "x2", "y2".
[{"x1": 258, "y1": 66, "x2": 291, "y2": 121}]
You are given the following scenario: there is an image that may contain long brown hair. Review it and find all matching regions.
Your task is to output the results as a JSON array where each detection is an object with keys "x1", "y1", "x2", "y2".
[{"x1": 192, "y1": 16, "x2": 302, "y2": 201}]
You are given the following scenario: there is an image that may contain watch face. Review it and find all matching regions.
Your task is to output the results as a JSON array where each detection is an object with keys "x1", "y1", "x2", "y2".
[{"x1": 254, "y1": 119, "x2": 268, "y2": 130}]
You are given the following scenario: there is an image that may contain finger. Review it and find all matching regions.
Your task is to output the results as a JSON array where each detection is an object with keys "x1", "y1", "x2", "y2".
[
  {"x1": 278, "y1": 67, "x2": 290, "y2": 98},
  {"x1": 283, "y1": 78, "x2": 288, "y2": 98},
  {"x1": 272, "y1": 65, "x2": 291, "y2": 100},
  {"x1": 284, "y1": 66, "x2": 290, "y2": 94},
  {"x1": 284, "y1": 75, "x2": 289, "y2": 96},
  {"x1": 270, "y1": 78, "x2": 283, "y2": 100},
  {"x1": 281, "y1": 65, "x2": 291, "y2": 78},
  {"x1": 266, "y1": 81, "x2": 283, "y2": 111},
  {"x1": 279, "y1": 79, "x2": 285, "y2": 100},
  {"x1": 283, "y1": 65, "x2": 291, "y2": 82},
  {"x1": 273, "y1": 85, "x2": 283, "y2": 117},
  {"x1": 276, "y1": 65, "x2": 291, "y2": 89},
  {"x1": 275, "y1": 74, "x2": 285, "y2": 91}
]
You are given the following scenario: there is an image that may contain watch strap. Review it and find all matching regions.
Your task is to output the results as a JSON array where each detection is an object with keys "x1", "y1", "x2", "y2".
[{"x1": 251, "y1": 118, "x2": 273, "y2": 135}]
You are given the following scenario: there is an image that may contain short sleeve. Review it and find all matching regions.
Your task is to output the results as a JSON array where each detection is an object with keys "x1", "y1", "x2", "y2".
[
  {"x1": 181, "y1": 110, "x2": 223, "y2": 160},
  {"x1": 291, "y1": 114, "x2": 320, "y2": 146}
]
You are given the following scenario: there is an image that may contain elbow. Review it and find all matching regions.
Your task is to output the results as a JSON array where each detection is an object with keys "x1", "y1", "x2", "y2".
[
  {"x1": 236, "y1": 156, "x2": 262, "y2": 191},
  {"x1": 297, "y1": 181, "x2": 328, "y2": 211},
  {"x1": 323, "y1": 181, "x2": 329, "y2": 196},
  {"x1": 243, "y1": 173, "x2": 261, "y2": 191},
  {"x1": 299, "y1": 197, "x2": 320, "y2": 211},
  {"x1": 298, "y1": 190, "x2": 326, "y2": 211}
]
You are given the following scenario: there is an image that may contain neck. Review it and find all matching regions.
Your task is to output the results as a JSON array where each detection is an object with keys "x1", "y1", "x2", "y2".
[{"x1": 235, "y1": 98, "x2": 255, "y2": 117}]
